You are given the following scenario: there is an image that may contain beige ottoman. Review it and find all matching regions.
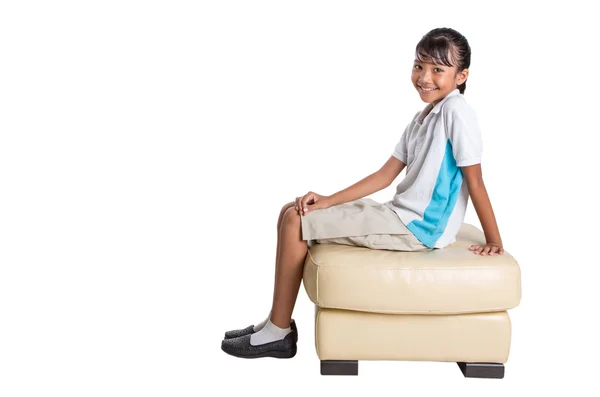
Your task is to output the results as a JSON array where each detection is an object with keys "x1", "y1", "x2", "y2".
[{"x1": 302, "y1": 223, "x2": 521, "y2": 378}]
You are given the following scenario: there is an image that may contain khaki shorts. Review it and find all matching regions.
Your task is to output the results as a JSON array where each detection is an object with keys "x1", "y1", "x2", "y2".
[{"x1": 300, "y1": 198, "x2": 431, "y2": 252}]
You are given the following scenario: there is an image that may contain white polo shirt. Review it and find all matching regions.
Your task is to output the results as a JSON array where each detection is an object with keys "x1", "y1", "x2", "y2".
[{"x1": 384, "y1": 88, "x2": 483, "y2": 249}]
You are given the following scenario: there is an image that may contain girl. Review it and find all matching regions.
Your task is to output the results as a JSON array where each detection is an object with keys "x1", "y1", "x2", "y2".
[{"x1": 221, "y1": 27, "x2": 504, "y2": 359}]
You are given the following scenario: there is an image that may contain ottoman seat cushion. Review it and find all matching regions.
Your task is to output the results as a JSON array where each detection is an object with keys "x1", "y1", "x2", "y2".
[{"x1": 303, "y1": 224, "x2": 521, "y2": 315}]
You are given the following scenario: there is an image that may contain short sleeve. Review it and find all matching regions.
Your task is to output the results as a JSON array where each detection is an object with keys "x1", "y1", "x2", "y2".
[
  {"x1": 443, "y1": 99, "x2": 483, "y2": 167},
  {"x1": 392, "y1": 119, "x2": 414, "y2": 164}
]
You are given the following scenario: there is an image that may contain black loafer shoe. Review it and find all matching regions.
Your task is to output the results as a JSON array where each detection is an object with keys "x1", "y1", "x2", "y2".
[
  {"x1": 223, "y1": 325, "x2": 255, "y2": 340},
  {"x1": 221, "y1": 330, "x2": 297, "y2": 359},
  {"x1": 224, "y1": 319, "x2": 298, "y2": 342}
]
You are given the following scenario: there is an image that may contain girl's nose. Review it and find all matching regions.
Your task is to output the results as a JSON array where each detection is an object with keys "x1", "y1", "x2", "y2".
[{"x1": 419, "y1": 69, "x2": 432, "y2": 81}]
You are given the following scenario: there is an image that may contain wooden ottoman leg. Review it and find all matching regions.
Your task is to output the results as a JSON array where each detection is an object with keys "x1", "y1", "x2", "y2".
[
  {"x1": 457, "y1": 362, "x2": 505, "y2": 379},
  {"x1": 320, "y1": 360, "x2": 358, "y2": 376}
]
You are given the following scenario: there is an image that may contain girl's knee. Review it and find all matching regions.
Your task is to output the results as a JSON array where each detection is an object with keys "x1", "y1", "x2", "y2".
[
  {"x1": 282, "y1": 206, "x2": 301, "y2": 227},
  {"x1": 278, "y1": 201, "x2": 296, "y2": 229}
]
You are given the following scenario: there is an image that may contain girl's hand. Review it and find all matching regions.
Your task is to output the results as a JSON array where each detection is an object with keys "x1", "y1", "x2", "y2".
[
  {"x1": 295, "y1": 192, "x2": 331, "y2": 215},
  {"x1": 469, "y1": 243, "x2": 504, "y2": 256}
]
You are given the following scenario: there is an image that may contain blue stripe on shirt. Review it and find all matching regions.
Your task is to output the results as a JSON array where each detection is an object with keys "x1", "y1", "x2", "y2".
[{"x1": 406, "y1": 140, "x2": 463, "y2": 248}]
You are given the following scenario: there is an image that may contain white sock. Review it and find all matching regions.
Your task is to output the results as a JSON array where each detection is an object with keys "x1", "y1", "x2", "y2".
[
  {"x1": 250, "y1": 319, "x2": 291, "y2": 346},
  {"x1": 252, "y1": 311, "x2": 271, "y2": 332}
]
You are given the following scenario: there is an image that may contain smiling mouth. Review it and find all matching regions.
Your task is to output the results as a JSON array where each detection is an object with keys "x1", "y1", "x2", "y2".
[{"x1": 418, "y1": 85, "x2": 439, "y2": 93}]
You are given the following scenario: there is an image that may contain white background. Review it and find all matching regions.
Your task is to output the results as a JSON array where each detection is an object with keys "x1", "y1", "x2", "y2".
[{"x1": 1, "y1": 1, "x2": 599, "y2": 396}]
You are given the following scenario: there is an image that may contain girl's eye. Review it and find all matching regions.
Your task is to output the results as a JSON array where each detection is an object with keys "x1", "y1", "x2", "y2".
[{"x1": 413, "y1": 65, "x2": 442, "y2": 72}]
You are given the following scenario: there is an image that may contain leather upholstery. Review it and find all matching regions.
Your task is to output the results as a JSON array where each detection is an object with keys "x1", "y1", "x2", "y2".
[
  {"x1": 303, "y1": 223, "x2": 521, "y2": 315},
  {"x1": 314, "y1": 306, "x2": 511, "y2": 362}
]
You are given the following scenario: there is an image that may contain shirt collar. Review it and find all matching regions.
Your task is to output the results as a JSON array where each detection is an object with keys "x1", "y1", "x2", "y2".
[{"x1": 415, "y1": 88, "x2": 460, "y2": 125}]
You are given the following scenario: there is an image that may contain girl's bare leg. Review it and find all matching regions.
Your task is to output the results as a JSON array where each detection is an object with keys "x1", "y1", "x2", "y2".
[
  {"x1": 271, "y1": 201, "x2": 296, "y2": 306},
  {"x1": 269, "y1": 206, "x2": 308, "y2": 329}
]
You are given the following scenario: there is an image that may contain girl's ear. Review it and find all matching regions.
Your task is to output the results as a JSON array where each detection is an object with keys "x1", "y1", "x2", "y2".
[{"x1": 457, "y1": 68, "x2": 469, "y2": 85}]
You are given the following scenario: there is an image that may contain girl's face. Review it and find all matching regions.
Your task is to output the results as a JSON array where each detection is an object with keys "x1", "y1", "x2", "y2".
[{"x1": 411, "y1": 52, "x2": 468, "y2": 106}]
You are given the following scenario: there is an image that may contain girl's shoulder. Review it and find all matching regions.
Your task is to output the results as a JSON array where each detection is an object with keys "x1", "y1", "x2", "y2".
[
  {"x1": 440, "y1": 94, "x2": 477, "y2": 118},
  {"x1": 442, "y1": 93, "x2": 469, "y2": 110}
]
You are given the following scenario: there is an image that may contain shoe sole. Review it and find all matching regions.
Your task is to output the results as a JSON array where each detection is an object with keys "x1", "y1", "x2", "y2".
[{"x1": 221, "y1": 345, "x2": 297, "y2": 359}]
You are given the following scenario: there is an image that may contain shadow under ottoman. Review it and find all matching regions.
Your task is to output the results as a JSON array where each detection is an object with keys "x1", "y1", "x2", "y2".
[{"x1": 302, "y1": 223, "x2": 521, "y2": 378}]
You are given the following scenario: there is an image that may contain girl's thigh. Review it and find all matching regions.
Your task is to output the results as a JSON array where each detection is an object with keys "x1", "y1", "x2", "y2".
[{"x1": 301, "y1": 198, "x2": 411, "y2": 241}]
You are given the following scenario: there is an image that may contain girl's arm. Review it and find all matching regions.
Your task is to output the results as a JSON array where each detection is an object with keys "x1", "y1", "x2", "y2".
[{"x1": 461, "y1": 164, "x2": 504, "y2": 254}]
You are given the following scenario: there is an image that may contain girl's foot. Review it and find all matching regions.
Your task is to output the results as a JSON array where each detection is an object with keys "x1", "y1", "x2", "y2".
[
  {"x1": 223, "y1": 319, "x2": 298, "y2": 341},
  {"x1": 221, "y1": 326, "x2": 298, "y2": 359},
  {"x1": 223, "y1": 311, "x2": 270, "y2": 339},
  {"x1": 249, "y1": 319, "x2": 291, "y2": 345}
]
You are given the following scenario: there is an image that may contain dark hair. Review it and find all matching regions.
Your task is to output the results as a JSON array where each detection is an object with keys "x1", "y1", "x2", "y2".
[{"x1": 415, "y1": 28, "x2": 471, "y2": 94}]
